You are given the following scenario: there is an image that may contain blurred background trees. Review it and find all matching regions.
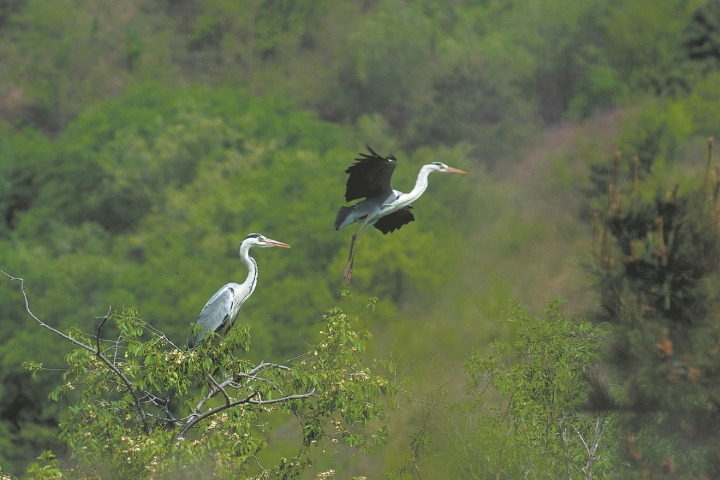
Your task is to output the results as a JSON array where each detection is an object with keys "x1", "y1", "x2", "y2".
[{"x1": 3, "y1": 0, "x2": 720, "y2": 477}]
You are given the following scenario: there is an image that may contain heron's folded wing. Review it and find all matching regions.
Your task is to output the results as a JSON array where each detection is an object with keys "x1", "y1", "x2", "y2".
[{"x1": 188, "y1": 285, "x2": 234, "y2": 348}]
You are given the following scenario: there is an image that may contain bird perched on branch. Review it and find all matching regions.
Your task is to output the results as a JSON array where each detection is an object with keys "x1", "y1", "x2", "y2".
[
  {"x1": 187, "y1": 233, "x2": 290, "y2": 349},
  {"x1": 335, "y1": 146, "x2": 467, "y2": 284}
]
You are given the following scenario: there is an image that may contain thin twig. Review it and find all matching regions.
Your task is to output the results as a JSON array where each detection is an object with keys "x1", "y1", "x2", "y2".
[
  {"x1": 207, "y1": 373, "x2": 232, "y2": 406},
  {"x1": 573, "y1": 416, "x2": 607, "y2": 480},
  {"x1": 137, "y1": 390, "x2": 178, "y2": 424},
  {"x1": 95, "y1": 307, "x2": 112, "y2": 357}
]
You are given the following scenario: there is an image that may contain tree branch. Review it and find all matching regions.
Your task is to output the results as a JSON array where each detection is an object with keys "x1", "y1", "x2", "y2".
[
  {"x1": 207, "y1": 373, "x2": 232, "y2": 406},
  {"x1": 3, "y1": 270, "x2": 323, "y2": 443},
  {"x1": 177, "y1": 389, "x2": 316, "y2": 440},
  {"x1": 573, "y1": 416, "x2": 607, "y2": 480},
  {"x1": 1, "y1": 270, "x2": 153, "y2": 435},
  {"x1": 95, "y1": 306, "x2": 113, "y2": 357}
]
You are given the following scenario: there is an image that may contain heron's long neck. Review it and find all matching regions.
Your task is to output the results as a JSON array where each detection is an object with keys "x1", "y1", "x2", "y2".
[
  {"x1": 239, "y1": 246, "x2": 259, "y2": 297},
  {"x1": 395, "y1": 167, "x2": 432, "y2": 208}
]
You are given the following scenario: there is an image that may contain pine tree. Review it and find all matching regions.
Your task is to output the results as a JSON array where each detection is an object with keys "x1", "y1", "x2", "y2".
[{"x1": 589, "y1": 139, "x2": 720, "y2": 478}]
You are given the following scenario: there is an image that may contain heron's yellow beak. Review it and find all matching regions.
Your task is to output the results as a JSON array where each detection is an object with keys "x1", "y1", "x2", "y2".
[
  {"x1": 267, "y1": 239, "x2": 291, "y2": 248},
  {"x1": 446, "y1": 166, "x2": 467, "y2": 174}
]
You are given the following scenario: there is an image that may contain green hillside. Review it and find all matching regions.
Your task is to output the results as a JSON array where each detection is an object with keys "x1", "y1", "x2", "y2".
[{"x1": 2, "y1": 0, "x2": 720, "y2": 478}]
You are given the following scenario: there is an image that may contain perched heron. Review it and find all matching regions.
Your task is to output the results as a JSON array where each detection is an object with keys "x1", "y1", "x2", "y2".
[
  {"x1": 335, "y1": 146, "x2": 467, "y2": 284},
  {"x1": 187, "y1": 233, "x2": 290, "y2": 349}
]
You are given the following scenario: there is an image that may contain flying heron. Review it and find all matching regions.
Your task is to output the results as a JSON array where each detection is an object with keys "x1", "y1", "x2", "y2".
[
  {"x1": 187, "y1": 233, "x2": 290, "y2": 349},
  {"x1": 335, "y1": 146, "x2": 467, "y2": 284}
]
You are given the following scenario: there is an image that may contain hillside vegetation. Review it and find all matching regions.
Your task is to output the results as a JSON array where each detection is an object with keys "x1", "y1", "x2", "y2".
[{"x1": 3, "y1": 0, "x2": 720, "y2": 478}]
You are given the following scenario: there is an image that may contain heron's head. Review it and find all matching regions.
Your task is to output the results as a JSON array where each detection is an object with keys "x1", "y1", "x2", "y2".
[
  {"x1": 242, "y1": 233, "x2": 291, "y2": 249},
  {"x1": 426, "y1": 161, "x2": 467, "y2": 175}
]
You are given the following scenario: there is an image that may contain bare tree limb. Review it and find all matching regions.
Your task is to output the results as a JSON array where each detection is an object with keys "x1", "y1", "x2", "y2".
[
  {"x1": 177, "y1": 389, "x2": 316, "y2": 439},
  {"x1": 207, "y1": 373, "x2": 232, "y2": 406},
  {"x1": 1, "y1": 270, "x2": 153, "y2": 435},
  {"x1": 95, "y1": 307, "x2": 112, "y2": 357},
  {"x1": 573, "y1": 416, "x2": 607, "y2": 480}
]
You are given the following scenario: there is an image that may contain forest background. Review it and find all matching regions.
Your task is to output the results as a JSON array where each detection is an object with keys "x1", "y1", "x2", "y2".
[{"x1": 2, "y1": 0, "x2": 720, "y2": 478}]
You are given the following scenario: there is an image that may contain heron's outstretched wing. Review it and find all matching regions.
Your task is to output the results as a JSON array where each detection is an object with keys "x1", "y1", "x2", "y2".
[
  {"x1": 187, "y1": 284, "x2": 235, "y2": 349},
  {"x1": 373, "y1": 206, "x2": 415, "y2": 234},
  {"x1": 344, "y1": 146, "x2": 397, "y2": 202}
]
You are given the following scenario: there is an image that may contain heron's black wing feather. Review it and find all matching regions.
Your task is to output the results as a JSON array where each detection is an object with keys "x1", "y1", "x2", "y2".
[
  {"x1": 374, "y1": 206, "x2": 415, "y2": 234},
  {"x1": 344, "y1": 146, "x2": 397, "y2": 201},
  {"x1": 187, "y1": 285, "x2": 234, "y2": 349}
]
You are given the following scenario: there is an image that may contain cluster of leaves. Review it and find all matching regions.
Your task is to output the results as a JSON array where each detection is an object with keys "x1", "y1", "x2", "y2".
[
  {"x1": 588, "y1": 140, "x2": 720, "y2": 477},
  {"x1": 17, "y1": 294, "x2": 392, "y2": 479}
]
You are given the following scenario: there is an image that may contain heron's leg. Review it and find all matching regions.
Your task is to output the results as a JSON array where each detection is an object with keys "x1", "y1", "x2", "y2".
[
  {"x1": 344, "y1": 223, "x2": 371, "y2": 285},
  {"x1": 343, "y1": 232, "x2": 358, "y2": 285}
]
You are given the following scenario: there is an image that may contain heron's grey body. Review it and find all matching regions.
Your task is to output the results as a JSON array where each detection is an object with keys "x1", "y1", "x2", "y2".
[
  {"x1": 335, "y1": 147, "x2": 467, "y2": 284},
  {"x1": 334, "y1": 188, "x2": 404, "y2": 232},
  {"x1": 187, "y1": 233, "x2": 289, "y2": 349}
]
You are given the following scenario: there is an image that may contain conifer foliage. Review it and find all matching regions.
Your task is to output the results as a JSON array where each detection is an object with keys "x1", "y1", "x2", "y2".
[{"x1": 590, "y1": 140, "x2": 720, "y2": 477}]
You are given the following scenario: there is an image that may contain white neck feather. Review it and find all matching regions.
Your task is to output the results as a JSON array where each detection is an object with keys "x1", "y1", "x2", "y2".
[
  {"x1": 239, "y1": 244, "x2": 259, "y2": 294},
  {"x1": 394, "y1": 165, "x2": 433, "y2": 209}
]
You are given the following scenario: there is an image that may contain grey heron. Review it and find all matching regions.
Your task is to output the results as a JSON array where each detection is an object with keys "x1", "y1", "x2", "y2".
[
  {"x1": 187, "y1": 233, "x2": 290, "y2": 349},
  {"x1": 335, "y1": 146, "x2": 467, "y2": 284}
]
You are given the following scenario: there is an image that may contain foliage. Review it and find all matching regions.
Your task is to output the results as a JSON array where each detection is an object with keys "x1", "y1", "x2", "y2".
[
  {"x1": 603, "y1": 0, "x2": 698, "y2": 96},
  {"x1": 585, "y1": 96, "x2": 698, "y2": 206},
  {"x1": 685, "y1": 0, "x2": 720, "y2": 73},
  {"x1": 17, "y1": 295, "x2": 392, "y2": 479},
  {"x1": 0, "y1": 0, "x2": 707, "y2": 158},
  {"x1": 320, "y1": 0, "x2": 541, "y2": 159},
  {"x1": 588, "y1": 141, "x2": 720, "y2": 478},
  {"x1": 0, "y1": 79, "x2": 482, "y2": 473},
  {"x1": 386, "y1": 300, "x2": 618, "y2": 479},
  {"x1": 450, "y1": 300, "x2": 618, "y2": 479},
  {"x1": 0, "y1": 125, "x2": 51, "y2": 235}
]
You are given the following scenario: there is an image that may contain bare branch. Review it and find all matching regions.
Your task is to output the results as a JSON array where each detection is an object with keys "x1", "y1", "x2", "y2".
[
  {"x1": 95, "y1": 307, "x2": 112, "y2": 356},
  {"x1": 573, "y1": 416, "x2": 608, "y2": 480},
  {"x1": 207, "y1": 373, "x2": 232, "y2": 406},
  {"x1": 137, "y1": 390, "x2": 178, "y2": 425},
  {"x1": 135, "y1": 316, "x2": 183, "y2": 351},
  {"x1": 2, "y1": 270, "x2": 153, "y2": 435},
  {"x1": 177, "y1": 389, "x2": 316, "y2": 440}
]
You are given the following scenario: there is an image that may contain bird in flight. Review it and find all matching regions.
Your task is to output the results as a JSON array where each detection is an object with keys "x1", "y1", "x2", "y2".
[
  {"x1": 187, "y1": 233, "x2": 290, "y2": 349},
  {"x1": 335, "y1": 146, "x2": 466, "y2": 284}
]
